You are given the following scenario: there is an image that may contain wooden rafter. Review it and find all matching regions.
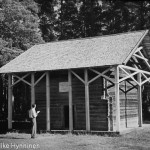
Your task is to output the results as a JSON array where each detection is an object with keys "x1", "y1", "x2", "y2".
[
  {"x1": 119, "y1": 66, "x2": 139, "y2": 85},
  {"x1": 133, "y1": 53, "x2": 148, "y2": 61},
  {"x1": 120, "y1": 64, "x2": 150, "y2": 75},
  {"x1": 134, "y1": 47, "x2": 150, "y2": 70},
  {"x1": 124, "y1": 29, "x2": 149, "y2": 64},
  {"x1": 119, "y1": 71, "x2": 138, "y2": 83},
  {"x1": 135, "y1": 46, "x2": 143, "y2": 53}
]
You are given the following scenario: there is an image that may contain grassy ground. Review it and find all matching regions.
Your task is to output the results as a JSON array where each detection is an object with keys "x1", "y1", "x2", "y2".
[{"x1": 0, "y1": 125, "x2": 150, "y2": 150}]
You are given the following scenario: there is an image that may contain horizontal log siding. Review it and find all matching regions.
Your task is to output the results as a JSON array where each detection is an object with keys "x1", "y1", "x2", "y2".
[
  {"x1": 72, "y1": 75, "x2": 85, "y2": 130},
  {"x1": 50, "y1": 71, "x2": 68, "y2": 130},
  {"x1": 108, "y1": 81, "x2": 138, "y2": 131},
  {"x1": 89, "y1": 79, "x2": 108, "y2": 131},
  {"x1": 34, "y1": 69, "x2": 108, "y2": 131},
  {"x1": 35, "y1": 78, "x2": 46, "y2": 130}
]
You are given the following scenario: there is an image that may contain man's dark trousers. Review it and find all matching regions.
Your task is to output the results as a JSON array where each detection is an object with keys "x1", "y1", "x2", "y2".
[{"x1": 31, "y1": 117, "x2": 36, "y2": 138}]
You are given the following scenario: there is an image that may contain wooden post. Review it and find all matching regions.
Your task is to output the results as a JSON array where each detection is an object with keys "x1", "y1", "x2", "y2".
[
  {"x1": 138, "y1": 72, "x2": 142, "y2": 127},
  {"x1": 31, "y1": 72, "x2": 35, "y2": 105},
  {"x1": 115, "y1": 66, "x2": 120, "y2": 132},
  {"x1": 68, "y1": 70, "x2": 73, "y2": 131},
  {"x1": 8, "y1": 74, "x2": 12, "y2": 129},
  {"x1": 46, "y1": 71, "x2": 50, "y2": 131},
  {"x1": 84, "y1": 69, "x2": 90, "y2": 131}
]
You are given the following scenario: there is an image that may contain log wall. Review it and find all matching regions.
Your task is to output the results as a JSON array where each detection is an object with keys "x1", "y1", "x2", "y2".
[
  {"x1": 35, "y1": 70, "x2": 108, "y2": 131},
  {"x1": 108, "y1": 81, "x2": 138, "y2": 131},
  {"x1": 35, "y1": 69, "x2": 138, "y2": 131}
]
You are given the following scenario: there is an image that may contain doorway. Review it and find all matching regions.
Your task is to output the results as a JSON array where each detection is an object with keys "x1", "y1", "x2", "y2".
[{"x1": 63, "y1": 105, "x2": 75, "y2": 129}]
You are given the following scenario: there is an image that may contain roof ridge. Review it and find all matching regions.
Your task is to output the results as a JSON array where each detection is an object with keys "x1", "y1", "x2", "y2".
[{"x1": 36, "y1": 29, "x2": 148, "y2": 47}]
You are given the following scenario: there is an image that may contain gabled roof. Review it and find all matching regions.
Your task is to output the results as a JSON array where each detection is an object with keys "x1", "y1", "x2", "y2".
[{"x1": 0, "y1": 30, "x2": 149, "y2": 73}]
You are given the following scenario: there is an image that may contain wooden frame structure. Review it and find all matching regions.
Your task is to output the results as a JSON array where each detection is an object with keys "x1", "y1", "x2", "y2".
[
  {"x1": 5, "y1": 30, "x2": 150, "y2": 133},
  {"x1": 7, "y1": 45, "x2": 150, "y2": 132}
]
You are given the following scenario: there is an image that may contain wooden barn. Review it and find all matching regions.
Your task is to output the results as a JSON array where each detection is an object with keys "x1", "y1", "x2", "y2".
[{"x1": 1, "y1": 30, "x2": 150, "y2": 133}]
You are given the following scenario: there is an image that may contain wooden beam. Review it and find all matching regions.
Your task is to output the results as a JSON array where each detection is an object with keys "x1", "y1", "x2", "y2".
[
  {"x1": 31, "y1": 72, "x2": 35, "y2": 105},
  {"x1": 46, "y1": 71, "x2": 50, "y2": 131},
  {"x1": 89, "y1": 68, "x2": 114, "y2": 83},
  {"x1": 119, "y1": 64, "x2": 150, "y2": 75},
  {"x1": 137, "y1": 73, "x2": 142, "y2": 127},
  {"x1": 119, "y1": 71, "x2": 138, "y2": 83},
  {"x1": 124, "y1": 29, "x2": 148, "y2": 64},
  {"x1": 126, "y1": 80, "x2": 137, "y2": 88},
  {"x1": 88, "y1": 67, "x2": 112, "y2": 84},
  {"x1": 68, "y1": 70, "x2": 73, "y2": 131},
  {"x1": 84, "y1": 69, "x2": 90, "y2": 131},
  {"x1": 35, "y1": 72, "x2": 46, "y2": 86},
  {"x1": 71, "y1": 70, "x2": 85, "y2": 84},
  {"x1": 115, "y1": 66, "x2": 120, "y2": 132},
  {"x1": 133, "y1": 53, "x2": 148, "y2": 61},
  {"x1": 119, "y1": 66, "x2": 139, "y2": 85},
  {"x1": 12, "y1": 73, "x2": 31, "y2": 87},
  {"x1": 141, "y1": 77, "x2": 150, "y2": 85},
  {"x1": 8, "y1": 74, "x2": 12, "y2": 129},
  {"x1": 135, "y1": 46, "x2": 143, "y2": 53}
]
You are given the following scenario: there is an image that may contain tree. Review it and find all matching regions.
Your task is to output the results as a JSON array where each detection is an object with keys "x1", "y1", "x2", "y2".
[
  {"x1": 0, "y1": 0, "x2": 44, "y2": 121},
  {"x1": 0, "y1": 0, "x2": 44, "y2": 50},
  {"x1": 80, "y1": 0, "x2": 103, "y2": 37},
  {"x1": 35, "y1": 0, "x2": 57, "y2": 42},
  {"x1": 58, "y1": 0, "x2": 80, "y2": 40}
]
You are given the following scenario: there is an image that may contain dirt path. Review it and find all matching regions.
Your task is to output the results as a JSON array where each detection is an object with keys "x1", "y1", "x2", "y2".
[{"x1": 0, "y1": 125, "x2": 150, "y2": 150}]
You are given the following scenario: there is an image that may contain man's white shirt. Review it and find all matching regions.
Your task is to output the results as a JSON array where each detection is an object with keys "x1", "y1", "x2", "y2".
[{"x1": 29, "y1": 108, "x2": 37, "y2": 118}]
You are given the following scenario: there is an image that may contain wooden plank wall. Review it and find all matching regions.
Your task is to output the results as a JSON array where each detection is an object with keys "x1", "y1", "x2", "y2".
[
  {"x1": 108, "y1": 81, "x2": 138, "y2": 131},
  {"x1": 35, "y1": 77, "x2": 46, "y2": 130},
  {"x1": 50, "y1": 70, "x2": 68, "y2": 130},
  {"x1": 35, "y1": 70, "x2": 109, "y2": 131},
  {"x1": 89, "y1": 79, "x2": 108, "y2": 131}
]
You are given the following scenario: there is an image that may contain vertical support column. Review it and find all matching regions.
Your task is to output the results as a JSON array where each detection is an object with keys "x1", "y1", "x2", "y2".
[
  {"x1": 137, "y1": 72, "x2": 142, "y2": 127},
  {"x1": 115, "y1": 66, "x2": 120, "y2": 132},
  {"x1": 103, "y1": 78, "x2": 108, "y2": 98},
  {"x1": 31, "y1": 72, "x2": 35, "y2": 105},
  {"x1": 8, "y1": 74, "x2": 12, "y2": 129},
  {"x1": 84, "y1": 69, "x2": 90, "y2": 132},
  {"x1": 46, "y1": 71, "x2": 50, "y2": 131},
  {"x1": 68, "y1": 70, "x2": 73, "y2": 131}
]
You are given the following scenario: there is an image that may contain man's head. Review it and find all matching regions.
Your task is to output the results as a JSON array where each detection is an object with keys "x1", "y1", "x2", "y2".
[{"x1": 32, "y1": 104, "x2": 36, "y2": 108}]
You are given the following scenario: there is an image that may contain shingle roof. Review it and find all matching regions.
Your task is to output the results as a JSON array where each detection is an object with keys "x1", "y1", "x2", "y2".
[{"x1": 0, "y1": 30, "x2": 148, "y2": 73}]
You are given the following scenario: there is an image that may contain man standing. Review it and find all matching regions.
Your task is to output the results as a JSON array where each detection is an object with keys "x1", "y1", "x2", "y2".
[{"x1": 29, "y1": 104, "x2": 40, "y2": 138}]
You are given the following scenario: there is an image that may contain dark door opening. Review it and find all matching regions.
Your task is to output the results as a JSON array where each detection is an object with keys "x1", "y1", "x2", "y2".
[{"x1": 64, "y1": 105, "x2": 75, "y2": 129}]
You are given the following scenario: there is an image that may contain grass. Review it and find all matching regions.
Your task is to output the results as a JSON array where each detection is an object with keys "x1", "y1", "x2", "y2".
[{"x1": 0, "y1": 125, "x2": 150, "y2": 150}]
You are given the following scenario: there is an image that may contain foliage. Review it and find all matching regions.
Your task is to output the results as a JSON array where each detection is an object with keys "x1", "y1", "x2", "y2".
[
  {"x1": 36, "y1": 0, "x2": 150, "y2": 40},
  {"x1": 0, "y1": 0, "x2": 44, "y2": 118},
  {"x1": 0, "y1": 0, "x2": 44, "y2": 51},
  {"x1": 35, "y1": 0, "x2": 57, "y2": 42}
]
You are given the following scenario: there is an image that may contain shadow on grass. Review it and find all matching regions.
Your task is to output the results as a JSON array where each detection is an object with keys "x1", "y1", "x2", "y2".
[{"x1": 0, "y1": 136, "x2": 25, "y2": 139}]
